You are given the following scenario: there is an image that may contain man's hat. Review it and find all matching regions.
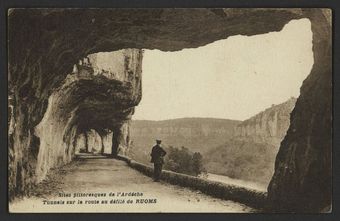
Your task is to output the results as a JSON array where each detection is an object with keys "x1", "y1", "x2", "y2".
[{"x1": 156, "y1": 139, "x2": 162, "y2": 143}]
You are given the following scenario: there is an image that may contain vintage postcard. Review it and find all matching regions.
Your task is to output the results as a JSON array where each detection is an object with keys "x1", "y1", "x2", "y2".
[{"x1": 8, "y1": 8, "x2": 332, "y2": 213}]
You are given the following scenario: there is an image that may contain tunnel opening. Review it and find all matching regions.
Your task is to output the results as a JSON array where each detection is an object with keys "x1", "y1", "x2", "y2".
[
  {"x1": 8, "y1": 9, "x2": 331, "y2": 212},
  {"x1": 129, "y1": 18, "x2": 313, "y2": 191},
  {"x1": 30, "y1": 48, "x2": 142, "y2": 183},
  {"x1": 75, "y1": 128, "x2": 113, "y2": 155}
]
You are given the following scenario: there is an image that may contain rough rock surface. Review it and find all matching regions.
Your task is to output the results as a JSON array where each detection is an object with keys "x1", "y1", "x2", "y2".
[
  {"x1": 267, "y1": 9, "x2": 332, "y2": 212},
  {"x1": 205, "y1": 98, "x2": 297, "y2": 186},
  {"x1": 9, "y1": 48, "x2": 143, "y2": 196},
  {"x1": 8, "y1": 9, "x2": 331, "y2": 212},
  {"x1": 234, "y1": 97, "x2": 297, "y2": 147}
]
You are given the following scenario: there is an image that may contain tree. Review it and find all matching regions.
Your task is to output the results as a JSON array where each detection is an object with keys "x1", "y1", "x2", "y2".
[{"x1": 164, "y1": 146, "x2": 205, "y2": 177}]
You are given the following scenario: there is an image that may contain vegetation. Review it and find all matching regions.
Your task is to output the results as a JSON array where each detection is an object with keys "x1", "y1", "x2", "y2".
[
  {"x1": 204, "y1": 139, "x2": 278, "y2": 185},
  {"x1": 129, "y1": 138, "x2": 278, "y2": 185},
  {"x1": 164, "y1": 146, "x2": 206, "y2": 177}
]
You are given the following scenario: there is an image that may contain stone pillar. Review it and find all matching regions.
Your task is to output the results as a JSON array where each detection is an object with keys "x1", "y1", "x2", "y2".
[
  {"x1": 111, "y1": 127, "x2": 120, "y2": 157},
  {"x1": 84, "y1": 132, "x2": 89, "y2": 153},
  {"x1": 99, "y1": 134, "x2": 105, "y2": 154},
  {"x1": 111, "y1": 122, "x2": 130, "y2": 156}
]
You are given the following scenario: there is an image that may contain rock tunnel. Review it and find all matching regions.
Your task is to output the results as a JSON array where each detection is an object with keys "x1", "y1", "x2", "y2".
[{"x1": 8, "y1": 8, "x2": 331, "y2": 212}]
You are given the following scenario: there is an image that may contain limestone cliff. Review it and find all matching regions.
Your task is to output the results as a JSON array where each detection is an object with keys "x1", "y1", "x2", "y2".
[
  {"x1": 233, "y1": 97, "x2": 297, "y2": 146},
  {"x1": 205, "y1": 98, "x2": 297, "y2": 186}
]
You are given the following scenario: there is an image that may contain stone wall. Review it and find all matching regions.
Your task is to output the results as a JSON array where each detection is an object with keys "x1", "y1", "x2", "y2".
[{"x1": 117, "y1": 154, "x2": 267, "y2": 210}]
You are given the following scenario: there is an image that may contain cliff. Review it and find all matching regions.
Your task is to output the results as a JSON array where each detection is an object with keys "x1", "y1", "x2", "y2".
[
  {"x1": 205, "y1": 98, "x2": 297, "y2": 187},
  {"x1": 129, "y1": 98, "x2": 297, "y2": 186},
  {"x1": 233, "y1": 97, "x2": 297, "y2": 146},
  {"x1": 130, "y1": 98, "x2": 296, "y2": 158}
]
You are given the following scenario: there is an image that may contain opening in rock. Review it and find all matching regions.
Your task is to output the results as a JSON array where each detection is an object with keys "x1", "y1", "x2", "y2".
[
  {"x1": 129, "y1": 18, "x2": 313, "y2": 191},
  {"x1": 31, "y1": 48, "x2": 142, "y2": 182},
  {"x1": 8, "y1": 8, "x2": 331, "y2": 212}
]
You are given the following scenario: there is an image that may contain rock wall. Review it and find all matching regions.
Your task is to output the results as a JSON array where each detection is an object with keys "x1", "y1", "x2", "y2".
[
  {"x1": 234, "y1": 97, "x2": 297, "y2": 146},
  {"x1": 9, "y1": 49, "x2": 143, "y2": 194},
  {"x1": 268, "y1": 9, "x2": 332, "y2": 212},
  {"x1": 8, "y1": 9, "x2": 331, "y2": 212},
  {"x1": 204, "y1": 98, "x2": 297, "y2": 185},
  {"x1": 34, "y1": 92, "x2": 77, "y2": 183}
]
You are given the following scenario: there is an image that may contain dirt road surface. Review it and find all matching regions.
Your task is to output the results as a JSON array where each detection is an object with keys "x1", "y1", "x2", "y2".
[{"x1": 10, "y1": 156, "x2": 256, "y2": 213}]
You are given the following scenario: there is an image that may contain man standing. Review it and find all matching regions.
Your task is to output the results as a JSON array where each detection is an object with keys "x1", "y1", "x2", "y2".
[{"x1": 150, "y1": 139, "x2": 167, "y2": 182}]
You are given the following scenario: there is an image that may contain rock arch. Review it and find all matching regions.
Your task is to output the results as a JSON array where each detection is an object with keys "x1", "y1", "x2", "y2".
[{"x1": 8, "y1": 9, "x2": 331, "y2": 212}]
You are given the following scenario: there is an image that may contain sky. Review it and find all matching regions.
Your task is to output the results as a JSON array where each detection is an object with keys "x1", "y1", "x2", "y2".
[{"x1": 132, "y1": 19, "x2": 313, "y2": 121}]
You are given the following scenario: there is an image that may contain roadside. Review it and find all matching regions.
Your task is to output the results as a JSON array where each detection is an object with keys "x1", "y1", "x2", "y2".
[{"x1": 9, "y1": 156, "x2": 256, "y2": 213}]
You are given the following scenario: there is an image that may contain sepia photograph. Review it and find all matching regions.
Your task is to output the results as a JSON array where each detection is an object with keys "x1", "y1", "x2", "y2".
[{"x1": 7, "y1": 8, "x2": 332, "y2": 213}]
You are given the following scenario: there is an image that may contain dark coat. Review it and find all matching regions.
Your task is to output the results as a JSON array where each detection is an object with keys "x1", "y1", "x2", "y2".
[{"x1": 150, "y1": 144, "x2": 167, "y2": 164}]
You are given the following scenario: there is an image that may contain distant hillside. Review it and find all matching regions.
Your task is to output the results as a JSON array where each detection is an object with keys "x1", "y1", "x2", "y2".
[
  {"x1": 129, "y1": 118, "x2": 240, "y2": 164},
  {"x1": 128, "y1": 97, "x2": 297, "y2": 186},
  {"x1": 205, "y1": 97, "x2": 297, "y2": 186},
  {"x1": 205, "y1": 140, "x2": 278, "y2": 186}
]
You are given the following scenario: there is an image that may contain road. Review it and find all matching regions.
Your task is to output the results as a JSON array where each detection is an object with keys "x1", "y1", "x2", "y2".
[{"x1": 10, "y1": 155, "x2": 256, "y2": 213}]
